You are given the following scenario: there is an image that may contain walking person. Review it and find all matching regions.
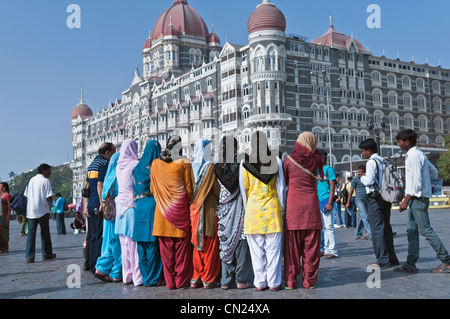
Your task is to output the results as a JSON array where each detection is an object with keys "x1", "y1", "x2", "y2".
[
  {"x1": 132, "y1": 140, "x2": 164, "y2": 287},
  {"x1": 333, "y1": 176, "x2": 344, "y2": 228},
  {"x1": 344, "y1": 177, "x2": 357, "y2": 227},
  {"x1": 215, "y1": 136, "x2": 254, "y2": 290},
  {"x1": 240, "y1": 131, "x2": 286, "y2": 291},
  {"x1": 24, "y1": 164, "x2": 56, "y2": 263},
  {"x1": 86, "y1": 142, "x2": 116, "y2": 273},
  {"x1": 190, "y1": 138, "x2": 221, "y2": 289},
  {"x1": 348, "y1": 165, "x2": 372, "y2": 240},
  {"x1": 94, "y1": 152, "x2": 122, "y2": 283},
  {"x1": 17, "y1": 214, "x2": 28, "y2": 236},
  {"x1": 54, "y1": 193, "x2": 67, "y2": 235},
  {"x1": 283, "y1": 133, "x2": 324, "y2": 290},
  {"x1": 318, "y1": 150, "x2": 339, "y2": 258},
  {"x1": 0, "y1": 182, "x2": 12, "y2": 252},
  {"x1": 359, "y1": 139, "x2": 399, "y2": 268},
  {"x1": 114, "y1": 139, "x2": 143, "y2": 286},
  {"x1": 150, "y1": 136, "x2": 194, "y2": 290},
  {"x1": 395, "y1": 129, "x2": 450, "y2": 274}
]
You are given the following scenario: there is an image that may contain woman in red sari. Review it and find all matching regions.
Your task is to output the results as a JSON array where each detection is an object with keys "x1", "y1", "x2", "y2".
[
  {"x1": 283, "y1": 132, "x2": 324, "y2": 290},
  {"x1": 0, "y1": 182, "x2": 12, "y2": 253}
]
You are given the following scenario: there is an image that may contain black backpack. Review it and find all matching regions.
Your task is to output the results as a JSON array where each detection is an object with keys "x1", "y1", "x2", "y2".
[{"x1": 339, "y1": 183, "x2": 349, "y2": 206}]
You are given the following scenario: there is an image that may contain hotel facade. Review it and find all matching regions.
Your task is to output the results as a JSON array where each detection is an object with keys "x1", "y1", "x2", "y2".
[{"x1": 71, "y1": 0, "x2": 450, "y2": 199}]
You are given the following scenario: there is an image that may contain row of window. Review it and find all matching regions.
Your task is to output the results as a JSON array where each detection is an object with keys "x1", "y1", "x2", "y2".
[{"x1": 372, "y1": 72, "x2": 450, "y2": 95}]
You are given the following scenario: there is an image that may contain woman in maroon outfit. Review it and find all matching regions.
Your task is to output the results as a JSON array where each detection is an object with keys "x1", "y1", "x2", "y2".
[{"x1": 283, "y1": 132, "x2": 324, "y2": 290}]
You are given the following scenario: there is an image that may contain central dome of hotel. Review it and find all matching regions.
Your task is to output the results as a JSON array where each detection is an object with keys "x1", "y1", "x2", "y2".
[{"x1": 151, "y1": 0, "x2": 210, "y2": 41}]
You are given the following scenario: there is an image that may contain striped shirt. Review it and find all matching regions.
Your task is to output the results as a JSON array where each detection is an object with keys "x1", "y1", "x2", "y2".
[
  {"x1": 351, "y1": 176, "x2": 368, "y2": 200},
  {"x1": 87, "y1": 155, "x2": 108, "y2": 208}
]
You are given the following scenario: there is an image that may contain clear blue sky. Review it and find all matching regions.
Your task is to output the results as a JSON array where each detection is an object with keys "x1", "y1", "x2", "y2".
[{"x1": 0, "y1": 0, "x2": 449, "y2": 182}]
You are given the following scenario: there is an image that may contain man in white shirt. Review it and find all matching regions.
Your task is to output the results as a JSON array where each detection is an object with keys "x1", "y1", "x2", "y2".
[
  {"x1": 24, "y1": 164, "x2": 56, "y2": 263},
  {"x1": 359, "y1": 139, "x2": 399, "y2": 268},
  {"x1": 395, "y1": 129, "x2": 450, "y2": 274}
]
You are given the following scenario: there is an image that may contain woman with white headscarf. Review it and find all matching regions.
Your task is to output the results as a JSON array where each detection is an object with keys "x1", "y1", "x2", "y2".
[{"x1": 115, "y1": 139, "x2": 142, "y2": 286}]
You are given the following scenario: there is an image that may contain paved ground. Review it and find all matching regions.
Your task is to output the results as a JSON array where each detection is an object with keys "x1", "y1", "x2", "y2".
[{"x1": 0, "y1": 209, "x2": 449, "y2": 306}]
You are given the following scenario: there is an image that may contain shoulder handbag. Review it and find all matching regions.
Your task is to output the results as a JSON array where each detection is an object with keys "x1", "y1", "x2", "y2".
[
  {"x1": 81, "y1": 176, "x2": 90, "y2": 198},
  {"x1": 102, "y1": 179, "x2": 116, "y2": 221},
  {"x1": 287, "y1": 155, "x2": 324, "y2": 181},
  {"x1": 10, "y1": 177, "x2": 32, "y2": 216}
]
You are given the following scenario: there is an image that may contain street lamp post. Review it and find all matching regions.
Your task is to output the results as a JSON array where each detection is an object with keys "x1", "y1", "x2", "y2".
[
  {"x1": 349, "y1": 131, "x2": 353, "y2": 175},
  {"x1": 311, "y1": 69, "x2": 333, "y2": 166},
  {"x1": 323, "y1": 71, "x2": 333, "y2": 167},
  {"x1": 368, "y1": 116, "x2": 386, "y2": 156}
]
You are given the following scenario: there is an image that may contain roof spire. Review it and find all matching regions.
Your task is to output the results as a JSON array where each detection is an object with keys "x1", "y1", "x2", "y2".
[
  {"x1": 330, "y1": 16, "x2": 333, "y2": 27},
  {"x1": 80, "y1": 87, "x2": 85, "y2": 104}
]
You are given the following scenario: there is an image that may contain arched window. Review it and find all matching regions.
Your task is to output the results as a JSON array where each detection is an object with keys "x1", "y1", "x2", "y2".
[
  {"x1": 436, "y1": 136, "x2": 445, "y2": 147},
  {"x1": 417, "y1": 95, "x2": 426, "y2": 111},
  {"x1": 433, "y1": 98, "x2": 442, "y2": 113},
  {"x1": 432, "y1": 81, "x2": 441, "y2": 94},
  {"x1": 267, "y1": 46, "x2": 278, "y2": 71},
  {"x1": 418, "y1": 115, "x2": 428, "y2": 132},
  {"x1": 372, "y1": 71, "x2": 381, "y2": 84},
  {"x1": 388, "y1": 91, "x2": 398, "y2": 107},
  {"x1": 402, "y1": 76, "x2": 411, "y2": 89},
  {"x1": 373, "y1": 89, "x2": 382, "y2": 106},
  {"x1": 403, "y1": 93, "x2": 412, "y2": 109},
  {"x1": 416, "y1": 78, "x2": 425, "y2": 92},
  {"x1": 389, "y1": 112, "x2": 399, "y2": 129},
  {"x1": 404, "y1": 114, "x2": 414, "y2": 130},
  {"x1": 419, "y1": 135, "x2": 429, "y2": 145},
  {"x1": 387, "y1": 73, "x2": 396, "y2": 88},
  {"x1": 435, "y1": 117, "x2": 444, "y2": 133}
]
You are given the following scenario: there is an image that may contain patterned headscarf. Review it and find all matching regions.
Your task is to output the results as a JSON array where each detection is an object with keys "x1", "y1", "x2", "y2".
[{"x1": 160, "y1": 135, "x2": 182, "y2": 163}]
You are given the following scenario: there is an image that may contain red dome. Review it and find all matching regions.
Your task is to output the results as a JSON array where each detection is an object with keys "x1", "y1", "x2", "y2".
[
  {"x1": 143, "y1": 38, "x2": 152, "y2": 50},
  {"x1": 72, "y1": 103, "x2": 93, "y2": 120},
  {"x1": 152, "y1": 0, "x2": 209, "y2": 41},
  {"x1": 311, "y1": 24, "x2": 368, "y2": 53},
  {"x1": 248, "y1": 0, "x2": 286, "y2": 34}
]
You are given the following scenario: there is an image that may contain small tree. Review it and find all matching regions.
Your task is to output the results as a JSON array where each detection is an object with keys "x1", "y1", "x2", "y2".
[{"x1": 437, "y1": 136, "x2": 450, "y2": 181}]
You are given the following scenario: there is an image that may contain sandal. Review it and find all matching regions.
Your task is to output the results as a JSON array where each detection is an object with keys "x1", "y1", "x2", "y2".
[
  {"x1": 255, "y1": 287, "x2": 267, "y2": 292},
  {"x1": 203, "y1": 281, "x2": 220, "y2": 289},
  {"x1": 190, "y1": 279, "x2": 203, "y2": 288},
  {"x1": 237, "y1": 283, "x2": 252, "y2": 290},
  {"x1": 285, "y1": 287, "x2": 295, "y2": 290},
  {"x1": 94, "y1": 271, "x2": 114, "y2": 282},
  {"x1": 269, "y1": 286, "x2": 282, "y2": 291},
  {"x1": 323, "y1": 253, "x2": 339, "y2": 259},
  {"x1": 394, "y1": 265, "x2": 419, "y2": 273},
  {"x1": 431, "y1": 263, "x2": 450, "y2": 274}
]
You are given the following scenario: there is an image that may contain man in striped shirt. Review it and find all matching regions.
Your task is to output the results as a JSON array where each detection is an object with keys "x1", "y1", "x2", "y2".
[{"x1": 85, "y1": 143, "x2": 116, "y2": 273}]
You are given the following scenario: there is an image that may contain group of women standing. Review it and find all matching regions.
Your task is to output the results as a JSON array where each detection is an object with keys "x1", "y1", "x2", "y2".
[{"x1": 93, "y1": 130, "x2": 325, "y2": 291}]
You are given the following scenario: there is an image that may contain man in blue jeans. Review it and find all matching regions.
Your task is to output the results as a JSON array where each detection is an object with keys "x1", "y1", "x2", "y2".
[
  {"x1": 317, "y1": 150, "x2": 339, "y2": 259},
  {"x1": 24, "y1": 164, "x2": 56, "y2": 263},
  {"x1": 396, "y1": 129, "x2": 450, "y2": 274},
  {"x1": 347, "y1": 165, "x2": 372, "y2": 240}
]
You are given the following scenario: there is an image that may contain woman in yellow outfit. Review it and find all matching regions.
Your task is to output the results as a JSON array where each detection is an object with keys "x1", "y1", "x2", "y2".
[{"x1": 239, "y1": 131, "x2": 286, "y2": 291}]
